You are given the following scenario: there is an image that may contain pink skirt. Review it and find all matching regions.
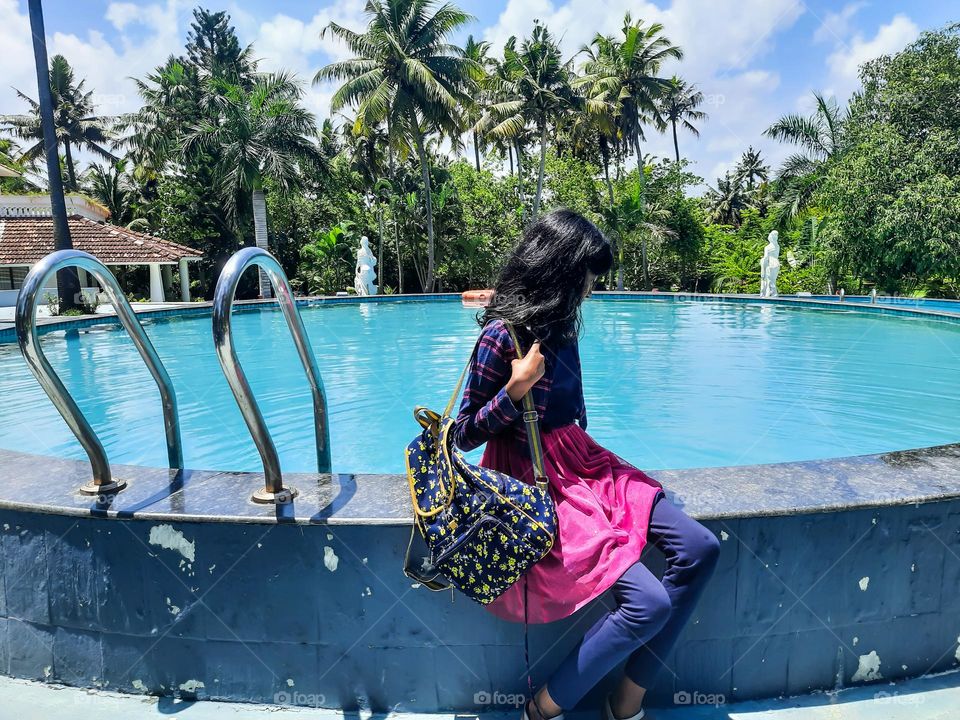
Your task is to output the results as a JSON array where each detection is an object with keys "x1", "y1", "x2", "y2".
[{"x1": 481, "y1": 423, "x2": 664, "y2": 624}]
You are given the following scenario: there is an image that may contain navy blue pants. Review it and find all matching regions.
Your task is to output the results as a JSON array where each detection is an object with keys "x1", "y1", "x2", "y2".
[{"x1": 545, "y1": 495, "x2": 721, "y2": 710}]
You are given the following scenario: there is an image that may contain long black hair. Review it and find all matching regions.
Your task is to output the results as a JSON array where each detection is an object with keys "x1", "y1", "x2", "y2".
[{"x1": 481, "y1": 209, "x2": 613, "y2": 345}]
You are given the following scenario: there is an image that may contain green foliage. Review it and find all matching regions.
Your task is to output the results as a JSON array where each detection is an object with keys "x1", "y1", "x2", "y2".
[
  {"x1": 296, "y1": 223, "x2": 356, "y2": 295},
  {"x1": 658, "y1": 196, "x2": 704, "y2": 289},
  {"x1": 702, "y1": 215, "x2": 762, "y2": 293},
  {"x1": 152, "y1": 168, "x2": 233, "y2": 297},
  {"x1": 439, "y1": 161, "x2": 521, "y2": 288},
  {"x1": 818, "y1": 25, "x2": 960, "y2": 292},
  {"x1": 543, "y1": 154, "x2": 603, "y2": 223}
]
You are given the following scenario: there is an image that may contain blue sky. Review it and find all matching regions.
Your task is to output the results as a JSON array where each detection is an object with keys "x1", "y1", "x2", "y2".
[{"x1": 2, "y1": 0, "x2": 957, "y2": 188}]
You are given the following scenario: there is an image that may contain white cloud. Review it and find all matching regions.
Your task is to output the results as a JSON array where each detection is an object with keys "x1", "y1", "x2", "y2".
[
  {"x1": 824, "y1": 14, "x2": 920, "y2": 99},
  {"x1": 482, "y1": 0, "x2": 803, "y2": 186},
  {"x1": 248, "y1": 2, "x2": 367, "y2": 128},
  {"x1": 659, "y1": 0, "x2": 804, "y2": 82},
  {"x1": 252, "y1": 0, "x2": 367, "y2": 76},
  {"x1": 46, "y1": 0, "x2": 184, "y2": 116},
  {"x1": 483, "y1": 0, "x2": 803, "y2": 81},
  {"x1": 0, "y1": 0, "x2": 44, "y2": 117},
  {"x1": 813, "y1": 2, "x2": 866, "y2": 45}
]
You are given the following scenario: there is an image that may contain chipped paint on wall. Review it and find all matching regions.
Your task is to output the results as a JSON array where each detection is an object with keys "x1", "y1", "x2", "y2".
[
  {"x1": 148, "y1": 524, "x2": 196, "y2": 563},
  {"x1": 852, "y1": 650, "x2": 882, "y2": 682}
]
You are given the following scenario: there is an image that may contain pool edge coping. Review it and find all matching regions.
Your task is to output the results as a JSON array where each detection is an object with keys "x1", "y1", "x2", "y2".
[
  {"x1": 1, "y1": 292, "x2": 959, "y2": 527},
  {"x1": 1, "y1": 442, "x2": 959, "y2": 526}
]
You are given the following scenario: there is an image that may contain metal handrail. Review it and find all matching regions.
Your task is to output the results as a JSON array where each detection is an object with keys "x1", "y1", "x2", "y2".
[
  {"x1": 212, "y1": 247, "x2": 332, "y2": 504},
  {"x1": 15, "y1": 250, "x2": 183, "y2": 494}
]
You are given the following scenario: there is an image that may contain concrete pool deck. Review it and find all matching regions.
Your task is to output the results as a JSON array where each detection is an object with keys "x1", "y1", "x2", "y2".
[
  {"x1": 2, "y1": 669, "x2": 958, "y2": 719},
  {"x1": 0, "y1": 300, "x2": 199, "y2": 332}
]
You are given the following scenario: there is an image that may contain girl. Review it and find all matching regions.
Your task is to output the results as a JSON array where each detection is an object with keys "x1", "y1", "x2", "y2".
[{"x1": 453, "y1": 209, "x2": 721, "y2": 720}]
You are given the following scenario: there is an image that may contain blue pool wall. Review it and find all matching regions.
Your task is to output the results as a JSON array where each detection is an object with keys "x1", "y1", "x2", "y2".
[{"x1": 0, "y1": 490, "x2": 958, "y2": 711}]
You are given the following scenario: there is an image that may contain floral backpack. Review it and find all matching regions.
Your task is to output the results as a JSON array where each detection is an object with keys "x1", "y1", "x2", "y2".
[{"x1": 403, "y1": 323, "x2": 556, "y2": 605}]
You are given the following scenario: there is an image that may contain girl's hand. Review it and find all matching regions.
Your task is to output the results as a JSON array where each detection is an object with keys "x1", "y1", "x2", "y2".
[{"x1": 506, "y1": 341, "x2": 545, "y2": 403}]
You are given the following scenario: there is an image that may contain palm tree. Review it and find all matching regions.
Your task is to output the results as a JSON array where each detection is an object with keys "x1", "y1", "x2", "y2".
[
  {"x1": 118, "y1": 56, "x2": 198, "y2": 172},
  {"x1": 735, "y1": 146, "x2": 769, "y2": 191},
  {"x1": 477, "y1": 23, "x2": 577, "y2": 219},
  {"x1": 656, "y1": 76, "x2": 706, "y2": 162},
  {"x1": 704, "y1": 172, "x2": 748, "y2": 226},
  {"x1": 578, "y1": 16, "x2": 683, "y2": 174},
  {"x1": 315, "y1": 0, "x2": 477, "y2": 292},
  {"x1": 577, "y1": 16, "x2": 682, "y2": 288},
  {"x1": 185, "y1": 72, "x2": 322, "y2": 298},
  {"x1": 478, "y1": 53, "x2": 536, "y2": 215},
  {"x1": 337, "y1": 114, "x2": 390, "y2": 186},
  {"x1": 0, "y1": 138, "x2": 37, "y2": 191},
  {"x1": 85, "y1": 161, "x2": 132, "y2": 224},
  {"x1": 463, "y1": 35, "x2": 491, "y2": 172},
  {"x1": 603, "y1": 179, "x2": 675, "y2": 289},
  {"x1": 764, "y1": 91, "x2": 845, "y2": 218},
  {"x1": 1, "y1": 54, "x2": 116, "y2": 190},
  {"x1": 568, "y1": 68, "x2": 620, "y2": 207}
]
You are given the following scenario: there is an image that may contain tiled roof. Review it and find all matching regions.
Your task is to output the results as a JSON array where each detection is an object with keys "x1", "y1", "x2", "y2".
[{"x1": 0, "y1": 216, "x2": 203, "y2": 265}]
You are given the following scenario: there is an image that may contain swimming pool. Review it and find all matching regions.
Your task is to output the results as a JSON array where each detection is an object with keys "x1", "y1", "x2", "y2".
[{"x1": 1, "y1": 297, "x2": 959, "y2": 474}]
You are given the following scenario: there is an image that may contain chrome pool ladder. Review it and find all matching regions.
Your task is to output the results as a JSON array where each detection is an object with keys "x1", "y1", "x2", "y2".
[
  {"x1": 212, "y1": 247, "x2": 332, "y2": 504},
  {"x1": 15, "y1": 250, "x2": 183, "y2": 495}
]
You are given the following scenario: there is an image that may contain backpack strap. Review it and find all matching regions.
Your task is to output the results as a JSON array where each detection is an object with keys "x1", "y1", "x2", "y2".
[
  {"x1": 440, "y1": 321, "x2": 549, "y2": 493},
  {"x1": 503, "y1": 323, "x2": 549, "y2": 493}
]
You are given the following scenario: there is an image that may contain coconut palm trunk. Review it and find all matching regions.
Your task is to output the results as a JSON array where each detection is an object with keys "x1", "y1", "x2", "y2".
[
  {"x1": 515, "y1": 141, "x2": 526, "y2": 223},
  {"x1": 634, "y1": 134, "x2": 650, "y2": 291},
  {"x1": 393, "y1": 205, "x2": 403, "y2": 294},
  {"x1": 671, "y1": 120, "x2": 680, "y2": 163},
  {"x1": 602, "y1": 159, "x2": 614, "y2": 206},
  {"x1": 27, "y1": 0, "x2": 78, "y2": 310},
  {"x1": 600, "y1": 145, "x2": 615, "y2": 288},
  {"x1": 410, "y1": 124, "x2": 436, "y2": 293},
  {"x1": 386, "y1": 114, "x2": 395, "y2": 177},
  {"x1": 377, "y1": 207, "x2": 385, "y2": 284},
  {"x1": 473, "y1": 131, "x2": 481, "y2": 171},
  {"x1": 533, "y1": 122, "x2": 548, "y2": 219},
  {"x1": 63, "y1": 141, "x2": 78, "y2": 191},
  {"x1": 252, "y1": 186, "x2": 272, "y2": 298}
]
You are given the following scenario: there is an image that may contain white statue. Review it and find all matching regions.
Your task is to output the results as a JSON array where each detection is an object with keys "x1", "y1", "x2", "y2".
[
  {"x1": 354, "y1": 236, "x2": 378, "y2": 296},
  {"x1": 760, "y1": 230, "x2": 781, "y2": 298}
]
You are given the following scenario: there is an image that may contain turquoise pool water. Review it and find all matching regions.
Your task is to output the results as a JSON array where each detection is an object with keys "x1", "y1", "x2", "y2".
[{"x1": 1, "y1": 298, "x2": 959, "y2": 474}]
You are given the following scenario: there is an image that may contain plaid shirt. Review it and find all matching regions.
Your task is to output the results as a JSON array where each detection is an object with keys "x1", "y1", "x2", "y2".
[{"x1": 453, "y1": 319, "x2": 587, "y2": 452}]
